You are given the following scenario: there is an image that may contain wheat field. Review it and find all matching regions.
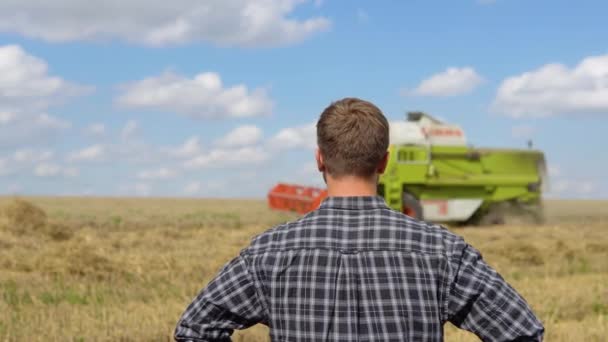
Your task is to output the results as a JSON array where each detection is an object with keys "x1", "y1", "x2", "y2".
[{"x1": 0, "y1": 197, "x2": 606, "y2": 341}]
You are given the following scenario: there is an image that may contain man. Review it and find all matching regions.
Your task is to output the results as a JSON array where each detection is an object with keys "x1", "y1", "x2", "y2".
[{"x1": 174, "y1": 98, "x2": 544, "y2": 341}]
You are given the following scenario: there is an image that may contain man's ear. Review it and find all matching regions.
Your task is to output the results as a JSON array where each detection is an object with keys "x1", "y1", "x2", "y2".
[
  {"x1": 315, "y1": 148, "x2": 326, "y2": 172},
  {"x1": 377, "y1": 151, "x2": 390, "y2": 174}
]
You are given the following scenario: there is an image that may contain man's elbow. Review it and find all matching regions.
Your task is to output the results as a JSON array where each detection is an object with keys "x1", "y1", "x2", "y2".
[
  {"x1": 511, "y1": 322, "x2": 544, "y2": 342},
  {"x1": 174, "y1": 320, "x2": 232, "y2": 342},
  {"x1": 173, "y1": 321, "x2": 203, "y2": 342}
]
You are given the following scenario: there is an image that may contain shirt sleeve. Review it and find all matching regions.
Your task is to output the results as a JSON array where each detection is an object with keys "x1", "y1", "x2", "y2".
[
  {"x1": 174, "y1": 254, "x2": 266, "y2": 342},
  {"x1": 445, "y1": 240, "x2": 545, "y2": 342}
]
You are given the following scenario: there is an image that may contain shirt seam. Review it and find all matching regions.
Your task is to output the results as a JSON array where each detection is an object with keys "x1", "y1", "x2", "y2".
[{"x1": 243, "y1": 246, "x2": 448, "y2": 256}]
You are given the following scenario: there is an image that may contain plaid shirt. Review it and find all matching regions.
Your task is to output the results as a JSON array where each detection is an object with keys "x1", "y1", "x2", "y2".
[{"x1": 175, "y1": 196, "x2": 544, "y2": 341}]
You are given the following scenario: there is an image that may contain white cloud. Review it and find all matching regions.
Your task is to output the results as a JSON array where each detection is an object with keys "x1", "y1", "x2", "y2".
[
  {"x1": 544, "y1": 164, "x2": 600, "y2": 198},
  {"x1": 34, "y1": 163, "x2": 78, "y2": 177},
  {"x1": 121, "y1": 120, "x2": 138, "y2": 140},
  {"x1": 3, "y1": 149, "x2": 62, "y2": 176},
  {"x1": 549, "y1": 179, "x2": 595, "y2": 196},
  {"x1": 407, "y1": 67, "x2": 484, "y2": 97},
  {"x1": 164, "y1": 136, "x2": 202, "y2": 159},
  {"x1": 0, "y1": 1, "x2": 330, "y2": 47},
  {"x1": 137, "y1": 167, "x2": 177, "y2": 180},
  {"x1": 493, "y1": 54, "x2": 608, "y2": 117},
  {"x1": 2, "y1": 149, "x2": 59, "y2": 176},
  {"x1": 13, "y1": 149, "x2": 54, "y2": 163},
  {"x1": 183, "y1": 181, "x2": 202, "y2": 195},
  {"x1": 548, "y1": 165, "x2": 561, "y2": 177},
  {"x1": 67, "y1": 144, "x2": 105, "y2": 162},
  {"x1": 216, "y1": 125, "x2": 263, "y2": 147},
  {"x1": 578, "y1": 181, "x2": 595, "y2": 195},
  {"x1": 183, "y1": 179, "x2": 229, "y2": 196},
  {"x1": 84, "y1": 123, "x2": 106, "y2": 136},
  {"x1": 117, "y1": 71, "x2": 273, "y2": 119},
  {"x1": 184, "y1": 146, "x2": 269, "y2": 169},
  {"x1": 63, "y1": 168, "x2": 79, "y2": 177},
  {"x1": 0, "y1": 45, "x2": 91, "y2": 109},
  {"x1": 0, "y1": 111, "x2": 16, "y2": 124},
  {"x1": 268, "y1": 123, "x2": 316, "y2": 150},
  {"x1": 0, "y1": 111, "x2": 71, "y2": 148},
  {"x1": 0, "y1": 45, "x2": 82, "y2": 147},
  {"x1": 35, "y1": 113, "x2": 71, "y2": 129},
  {"x1": 117, "y1": 183, "x2": 151, "y2": 197},
  {"x1": 111, "y1": 138, "x2": 161, "y2": 165}
]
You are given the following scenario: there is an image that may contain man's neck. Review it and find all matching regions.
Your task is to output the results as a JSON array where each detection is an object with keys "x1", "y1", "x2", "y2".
[{"x1": 325, "y1": 174, "x2": 378, "y2": 197}]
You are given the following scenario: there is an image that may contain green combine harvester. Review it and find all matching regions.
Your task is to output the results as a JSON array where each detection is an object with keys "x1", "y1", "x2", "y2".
[
  {"x1": 268, "y1": 112, "x2": 548, "y2": 225},
  {"x1": 378, "y1": 112, "x2": 547, "y2": 225}
]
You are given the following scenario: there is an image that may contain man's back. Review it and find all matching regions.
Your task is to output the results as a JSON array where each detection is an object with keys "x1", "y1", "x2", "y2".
[
  {"x1": 175, "y1": 196, "x2": 544, "y2": 341},
  {"x1": 174, "y1": 98, "x2": 543, "y2": 342}
]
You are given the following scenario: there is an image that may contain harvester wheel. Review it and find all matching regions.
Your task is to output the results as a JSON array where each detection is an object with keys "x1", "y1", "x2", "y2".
[
  {"x1": 471, "y1": 201, "x2": 545, "y2": 226},
  {"x1": 464, "y1": 203, "x2": 506, "y2": 226},
  {"x1": 530, "y1": 206, "x2": 545, "y2": 224},
  {"x1": 477, "y1": 205, "x2": 506, "y2": 226},
  {"x1": 402, "y1": 193, "x2": 423, "y2": 220}
]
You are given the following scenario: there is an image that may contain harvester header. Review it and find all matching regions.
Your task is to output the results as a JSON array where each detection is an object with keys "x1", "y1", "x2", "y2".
[{"x1": 268, "y1": 183, "x2": 327, "y2": 215}]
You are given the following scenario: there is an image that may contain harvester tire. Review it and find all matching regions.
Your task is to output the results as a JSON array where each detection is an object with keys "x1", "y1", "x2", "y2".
[
  {"x1": 471, "y1": 201, "x2": 544, "y2": 226},
  {"x1": 530, "y1": 206, "x2": 545, "y2": 224},
  {"x1": 478, "y1": 206, "x2": 506, "y2": 226},
  {"x1": 464, "y1": 203, "x2": 506, "y2": 226},
  {"x1": 402, "y1": 193, "x2": 423, "y2": 220}
]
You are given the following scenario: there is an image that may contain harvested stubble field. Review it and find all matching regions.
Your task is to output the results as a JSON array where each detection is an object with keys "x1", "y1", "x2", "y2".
[{"x1": 0, "y1": 197, "x2": 606, "y2": 342}]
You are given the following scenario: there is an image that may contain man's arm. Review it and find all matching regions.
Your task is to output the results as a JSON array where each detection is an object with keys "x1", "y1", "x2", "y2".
[
  {"x1": 174, "y1": 254, "x2": 266, "y2": 342},
  {"x1": 445, "y1": 240, "x2": 544, "y2": 342}
]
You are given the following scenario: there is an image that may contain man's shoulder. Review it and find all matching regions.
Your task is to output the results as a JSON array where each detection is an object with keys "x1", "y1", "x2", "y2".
[
  {"x1": 244, "y1": 211, "x2": 318, "y2": 254},
  {"x1": 362, "y1": 205, "x2": 467, "y2": 254},
  {"x1": 244, "y1": 207, "x2": 467, "y2": 256}
]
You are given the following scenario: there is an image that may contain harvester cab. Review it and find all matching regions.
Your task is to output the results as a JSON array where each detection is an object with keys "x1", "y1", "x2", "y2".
[{"x1": 398, "y1": 111, "x2": 468, "y2": 147}]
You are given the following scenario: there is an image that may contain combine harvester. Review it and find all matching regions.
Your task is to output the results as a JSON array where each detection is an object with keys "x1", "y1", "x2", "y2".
[{"x1": 268, "y1": 112, "x2": 548, "y2": 225}]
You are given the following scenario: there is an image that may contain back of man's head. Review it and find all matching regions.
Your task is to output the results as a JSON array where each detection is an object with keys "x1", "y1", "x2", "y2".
[{"x1": 316, "y1": 98, "x2": 389, "y2": 179}]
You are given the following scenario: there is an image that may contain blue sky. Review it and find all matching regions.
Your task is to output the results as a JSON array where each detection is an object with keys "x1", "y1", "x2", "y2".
[{"x1": 0, "y1": 0, "x2": 606, "y2": 198}]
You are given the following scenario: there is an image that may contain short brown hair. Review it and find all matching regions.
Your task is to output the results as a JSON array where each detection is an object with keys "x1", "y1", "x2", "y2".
[{"x1": 316, "y1": 98, "x2": 389, "y2": 178}]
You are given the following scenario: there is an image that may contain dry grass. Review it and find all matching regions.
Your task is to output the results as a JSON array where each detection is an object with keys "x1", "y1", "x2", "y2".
[{"x1": 0, "y1": 196, "x2": 606, "y2": 341}]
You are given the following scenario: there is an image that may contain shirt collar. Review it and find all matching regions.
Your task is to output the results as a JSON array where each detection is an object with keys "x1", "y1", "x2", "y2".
[{"x1": 319, "y1": 196, "x2": 389, "y2": 211}]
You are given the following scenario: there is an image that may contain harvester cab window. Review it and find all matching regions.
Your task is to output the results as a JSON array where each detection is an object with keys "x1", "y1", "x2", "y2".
[{"x1": 397, "y1": 146, "x2": 429, "y2": 164}]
